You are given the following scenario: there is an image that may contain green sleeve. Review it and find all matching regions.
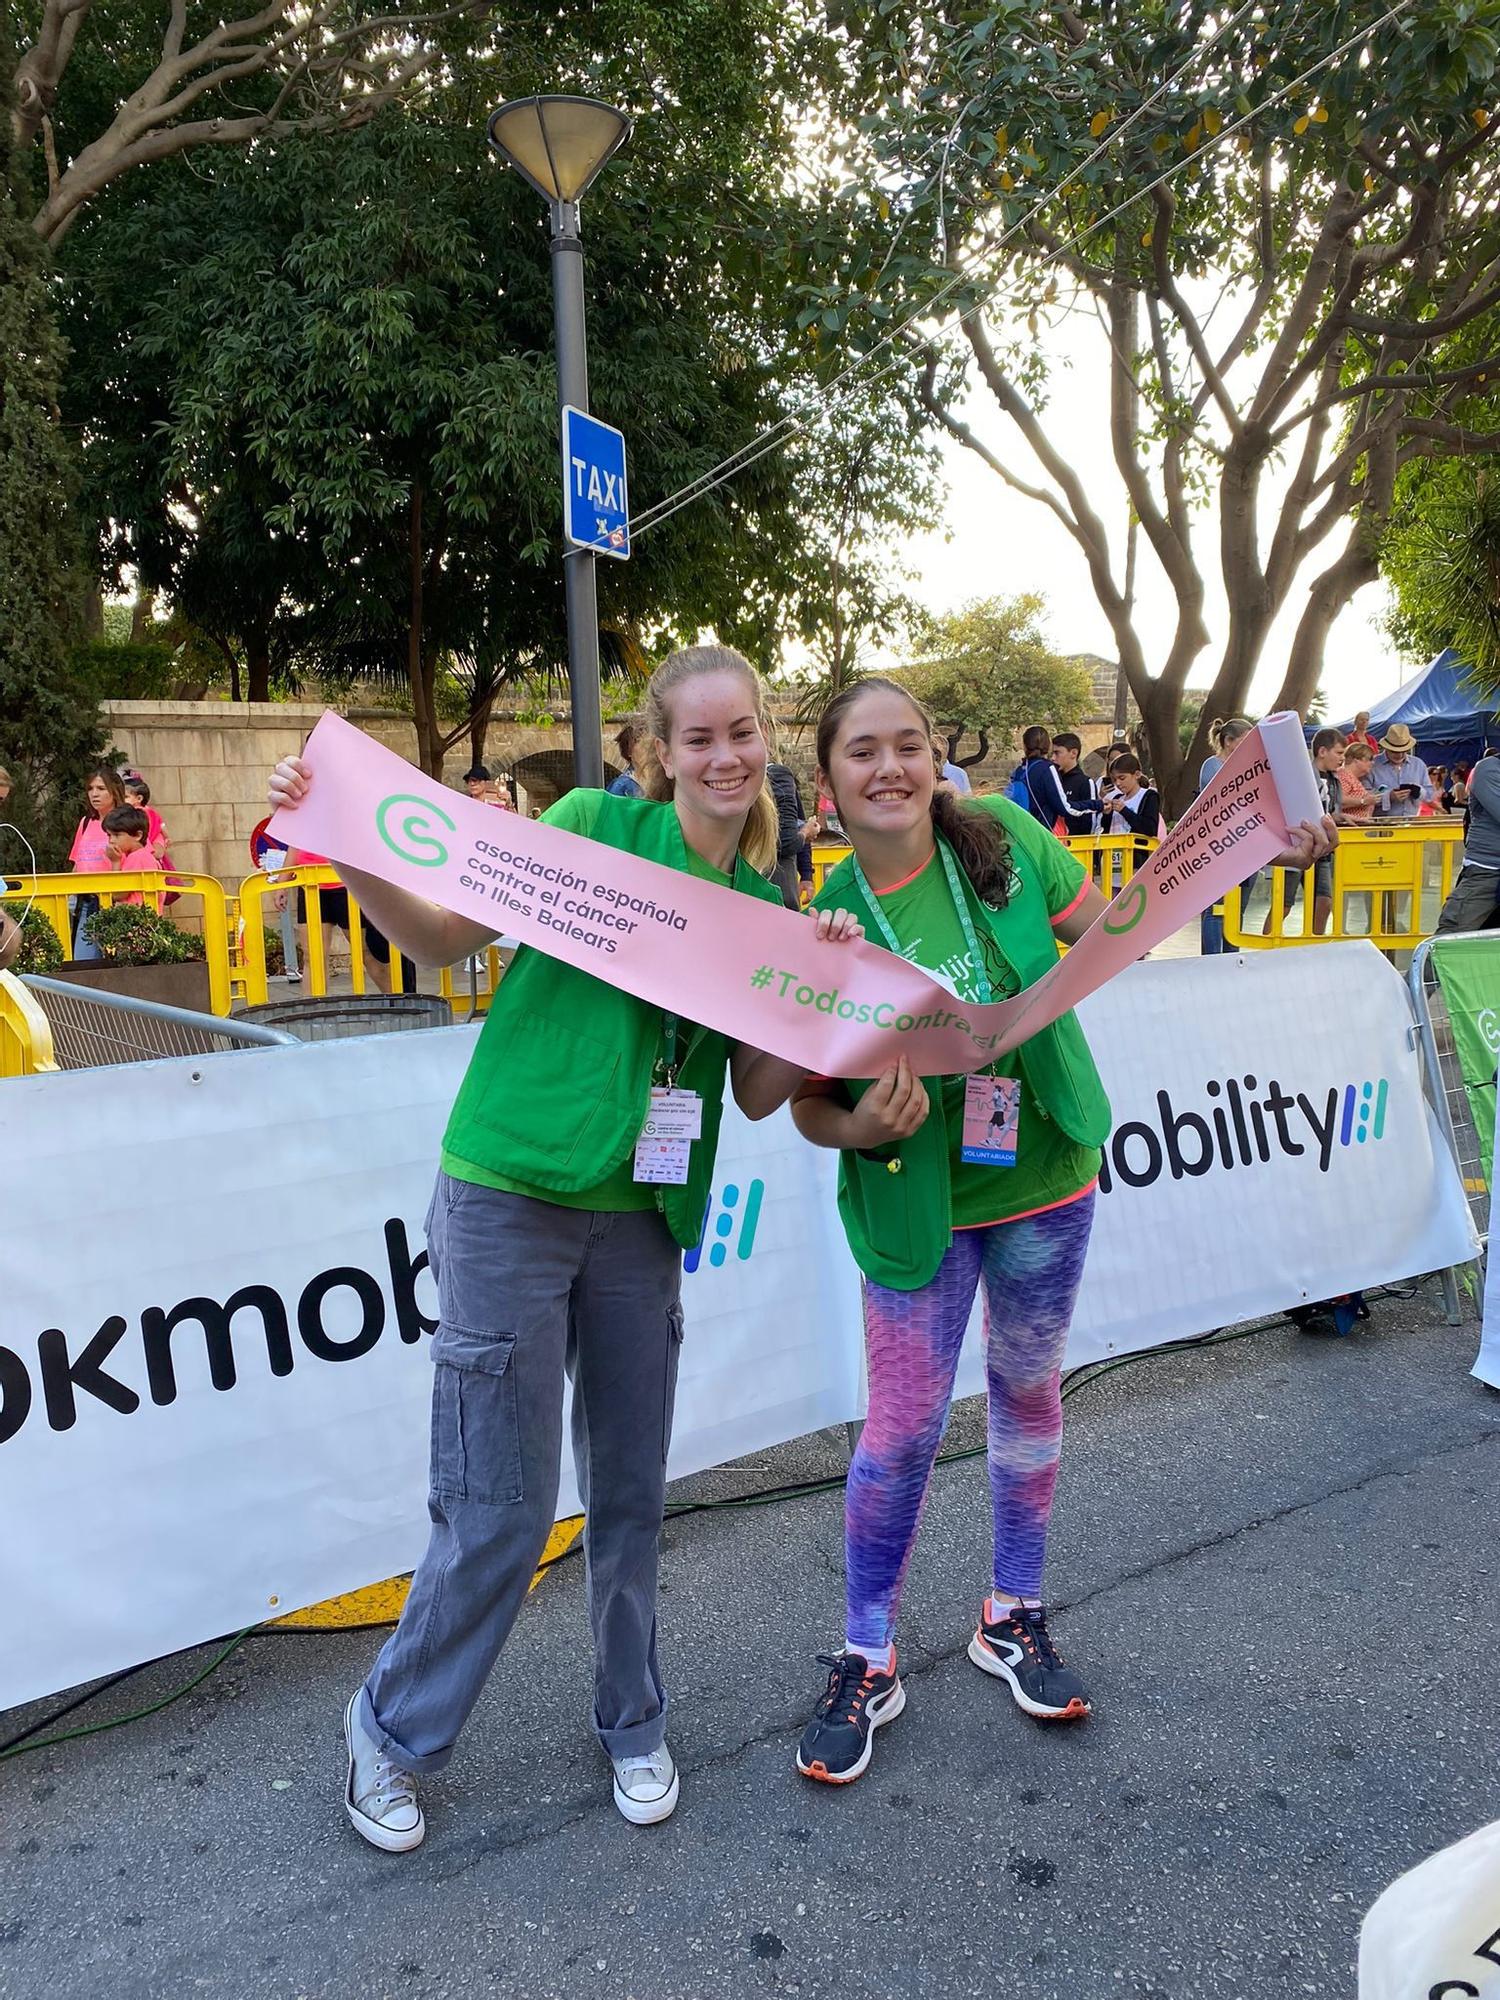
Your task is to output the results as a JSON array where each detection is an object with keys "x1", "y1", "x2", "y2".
[{"x1": 540, "y1": 789, "x2": 603, "y2": 838}]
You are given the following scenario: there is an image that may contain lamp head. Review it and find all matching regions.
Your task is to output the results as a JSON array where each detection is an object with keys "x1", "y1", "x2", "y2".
[{"x1": 486, "y1": 95, "x2": 632, "y2": 206}]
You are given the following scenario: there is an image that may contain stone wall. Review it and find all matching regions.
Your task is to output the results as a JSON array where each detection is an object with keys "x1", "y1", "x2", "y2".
[
  {"x1": 103, "y1": 700, "x2": 330, "y2": 889},
  {"x1": 99, "y1": 695, "x2": 1127, "y2": 890},
  {"x1": 101, "y1": 699, "x2": 624, "y2": 886}
]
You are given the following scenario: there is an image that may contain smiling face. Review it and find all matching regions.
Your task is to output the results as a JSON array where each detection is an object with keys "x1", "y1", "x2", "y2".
[
  {"x1": 654, "y1": 668, "x2": 769, "y2": 839},
  {"x1": 817, "y1": 684, "x2": 935, "y2": 846}
]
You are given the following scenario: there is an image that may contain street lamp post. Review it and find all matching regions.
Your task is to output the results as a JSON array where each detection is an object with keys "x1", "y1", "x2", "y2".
[{"x1": 487, "y1": 94, "x2": 632, "y2": 790}]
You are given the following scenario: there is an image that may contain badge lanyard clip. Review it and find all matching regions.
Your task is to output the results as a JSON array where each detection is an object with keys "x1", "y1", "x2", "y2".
[{"x1": 654, "y1": 1012, "x2": 680, "y2": 1091}]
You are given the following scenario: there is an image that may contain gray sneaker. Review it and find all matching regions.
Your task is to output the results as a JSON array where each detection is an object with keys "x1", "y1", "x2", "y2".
[
  {"x1": 611, "y1": 1743, "x2": 680, "y2": 1826},
  {"x1": 343, "y1": 1693, "x2": 425, "y2": 1852}
]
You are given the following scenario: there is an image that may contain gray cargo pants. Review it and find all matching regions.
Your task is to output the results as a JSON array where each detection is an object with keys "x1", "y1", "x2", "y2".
[{"x1": 357, "y1": 1172, "x2": 685, "y2": 1772}]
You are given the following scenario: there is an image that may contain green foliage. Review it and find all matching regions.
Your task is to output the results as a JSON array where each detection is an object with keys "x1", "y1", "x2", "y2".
[
  {"x1": 84, "y1": 904, "x2": 206, "y2": 965},
  {"x1": 1178, "y1": 695, "x2": 1207, "y2": 759},
  {"x1": 10, "y1": 905, "x2": 65, "y2": 974},
  {"x1": 262, "y1": 925, "x2": 285, "y2": 979},
  {"x1": 57, "y1": 11, "x2": 935, "y2": 767},
  {"x1": 1382, "y1": 461, "x2": 1500, "y2": 694},
  {"x1": 71, "y1": 638, "x2": 182, "y2": 701},
  {"x1": 789, "y1": 0, "x2": 1500, "y2": 808},
  {"x1": 904, "y1": 594, "x2": 1090, "y2": 765},
  {"x1": 0, "y1": 30, "x2": 103, "y2": 868}
]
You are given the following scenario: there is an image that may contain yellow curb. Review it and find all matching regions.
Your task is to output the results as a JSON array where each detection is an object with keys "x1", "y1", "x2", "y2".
[{"x1": 270, "y1": 1516, "x2": 585, "y2": 1629}]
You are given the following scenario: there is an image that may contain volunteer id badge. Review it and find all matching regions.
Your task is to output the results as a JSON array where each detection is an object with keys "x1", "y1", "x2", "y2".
[
  {"x1": 961, "y1": 1075, "x2": 1020, "y2": 1167},
  {"x1": 632, "y1": 1088, "x2": 704, "y2": 1185}
]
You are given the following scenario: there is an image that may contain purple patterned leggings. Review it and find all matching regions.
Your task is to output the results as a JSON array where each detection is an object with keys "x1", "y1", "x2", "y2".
[{"x1": 845, "y1": 1191, "x2": 1096, "y2": 1653}]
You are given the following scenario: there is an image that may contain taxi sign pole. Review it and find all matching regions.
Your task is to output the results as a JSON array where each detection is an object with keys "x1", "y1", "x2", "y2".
[{"x1": 551, "y1": 197, "x2": 605, "y2": 789}]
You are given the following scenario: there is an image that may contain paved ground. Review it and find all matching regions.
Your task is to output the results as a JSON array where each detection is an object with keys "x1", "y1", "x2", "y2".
[{"x1": 2, "y1": 1280, "x2": 1495, "y2": 2000}]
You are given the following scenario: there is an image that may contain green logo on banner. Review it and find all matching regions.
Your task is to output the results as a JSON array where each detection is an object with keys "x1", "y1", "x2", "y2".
[
  {"x1": 1101, "y1": 880, "x2": 1148, "y2": 935},
  {"x1": 376, "y1": 793, "x2": 455, "y2": 868}
]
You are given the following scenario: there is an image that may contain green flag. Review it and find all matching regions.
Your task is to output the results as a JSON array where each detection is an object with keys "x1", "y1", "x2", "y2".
[{"x1": 1430, "y1": 936, "x2": 1500, "y2": 1189}]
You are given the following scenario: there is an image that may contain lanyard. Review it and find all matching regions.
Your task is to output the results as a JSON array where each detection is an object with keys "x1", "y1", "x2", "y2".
[
  {"x1": 851, "y1": 838, "x2": 996, "y2": 1007},
  {"x1": 655, "y1": 1012, "x2": 681, "y2": 1089}
]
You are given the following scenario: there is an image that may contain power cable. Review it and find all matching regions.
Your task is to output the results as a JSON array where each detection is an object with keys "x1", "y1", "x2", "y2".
[{"x1": 628, "y1": 0, "x2": 1420, "y2": 541}]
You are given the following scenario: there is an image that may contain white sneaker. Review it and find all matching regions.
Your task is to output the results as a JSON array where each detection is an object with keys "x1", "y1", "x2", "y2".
[
  {"x1": 611, "y1": 1743, "x2": 680, "y2": 1826},
  {"x1": 343, "y1": 1693, "x2": 425, "y2": 1852}
]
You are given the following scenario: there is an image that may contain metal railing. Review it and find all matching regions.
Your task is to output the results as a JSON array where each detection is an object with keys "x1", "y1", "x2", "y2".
[
  {"x1": 811, "y1": 832, "x2": 1159, "y2": 899},
  {"x1": 1408, "y1": 934, "x2": 1494, "y2": 1260},
  {"x1": 12, "y1": 975, "x2": 297, "y2": 1073},
  {"x1": 234, "y1": 866, "x2": 502, "y2": 1019},
  {"x1": 1224, "y1": 822, "x2": 1464, "y2": 951},
  {"x1": 3, "y1": 870, "x2": 235, "y2": 1016}
]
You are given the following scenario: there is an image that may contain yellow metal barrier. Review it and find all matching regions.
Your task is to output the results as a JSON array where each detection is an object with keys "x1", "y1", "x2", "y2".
[
  {"x1": 2, "y1": 872, "x2": 234, "y2": 1016},
  {"x1": 0, "y1": 971, "x2": 58, "y2": 1076},
  {"x1": 812, "y1": 832, "x2": 1159, "y2": 900},
  {"x1": 1066, "y1": 832, "x2": 1158, "y2": 895},
  {"x1": 809, "y1": 841, "x2": 851, "y2": 895},
  {"x1": 1224, "y1": 821, "x2": 1463, "y2": 951},
  {"x1": 236, "y1": 868, "x2": 504, "y2": 1017},
  {"x1": 236, "y1": 866, "x2": 413, "y2": 1006}
]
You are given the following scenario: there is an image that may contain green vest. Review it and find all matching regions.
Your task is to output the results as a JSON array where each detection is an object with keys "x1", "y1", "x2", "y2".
[
  {"x1": 812, "y1": 831, "x2": 1112, "y2": 1290},
  {"x1": 441, "y1": 791, "x2": 783, "y2": 1250}
]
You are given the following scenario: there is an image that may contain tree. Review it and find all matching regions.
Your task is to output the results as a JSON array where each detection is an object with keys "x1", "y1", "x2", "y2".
[
  {"x1": 904, "y1": 592, "x2": 1091, "y2": 769},
  {"x1": 0, "y1": 31, "x2": 103, "y2": 868},
  {"x1": 1381, "y1": 454, "x2": 1500, "y2": 690},
  {"x1": 783, "y1": 394, "x2": 942, "y2": 707},
  {"x1": 797, "y1": 0, "x2": 1500, "y2": 810},
  {"x1": 12, "y1": 0, "x2": 484, "y2": 244},
  {"x1": 61, "y1": 13, "x2": 937, "y2": 768}
]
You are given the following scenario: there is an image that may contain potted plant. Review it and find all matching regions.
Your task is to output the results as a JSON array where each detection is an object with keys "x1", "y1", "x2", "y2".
[{"x1": 55, "y1": 904, "x2": 212, "y2": 1012}]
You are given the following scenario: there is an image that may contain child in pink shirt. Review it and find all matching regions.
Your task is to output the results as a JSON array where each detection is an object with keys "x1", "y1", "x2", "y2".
[{"x1": 102, "y1": 806, "x2": 164, "y2": 908}]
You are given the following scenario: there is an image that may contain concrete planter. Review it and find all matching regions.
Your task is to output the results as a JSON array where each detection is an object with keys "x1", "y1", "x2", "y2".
[{"x1": 53, "y1": 959, "x2": 213, "y2": 1014}]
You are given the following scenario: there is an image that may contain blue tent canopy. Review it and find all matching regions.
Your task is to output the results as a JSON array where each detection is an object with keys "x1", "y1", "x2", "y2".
[{"x1": 1328, "y1": 650, "x2": 1500, "y2": 769}]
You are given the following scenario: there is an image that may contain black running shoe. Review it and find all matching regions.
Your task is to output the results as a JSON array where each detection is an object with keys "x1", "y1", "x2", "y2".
[
  {"x1": 968, "y1": 1604, "x2": 1090, "y2": 1721},
  {"x1": 796, "y1": 1651, "x2": 906, "y2": 1784}
]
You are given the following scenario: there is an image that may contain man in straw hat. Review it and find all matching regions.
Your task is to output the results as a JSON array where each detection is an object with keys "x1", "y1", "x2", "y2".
[{"x1": 1368, "y1": 723, "x2": 1432, "y2": 819}]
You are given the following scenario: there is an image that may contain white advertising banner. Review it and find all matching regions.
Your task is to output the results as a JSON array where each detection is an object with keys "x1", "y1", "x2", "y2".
[{"x1": 0, "y1": 944, "x2": 1475, "y2": 1710}]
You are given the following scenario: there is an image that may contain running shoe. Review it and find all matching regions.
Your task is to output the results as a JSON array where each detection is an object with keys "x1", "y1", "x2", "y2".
[
  {"x1": 611, "y1": 1743, "x2": 680, "y2": 1825},
  {"x1": 796, "y1": 1651, "x2": 906, "y2": 1784},
  {"x1": 968, "y1": 1604, "x2": 1091, "y2": 1721},
  {"x1": 343, "y1": 1693, "x2": 425, "y2": 1851}
]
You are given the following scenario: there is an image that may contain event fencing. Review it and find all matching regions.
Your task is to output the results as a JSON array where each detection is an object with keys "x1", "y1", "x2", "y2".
[
  {"x1": 17, "y1": 974, "x2": 296, "y2": 1072},
  {"x1": 235, "y1": 864, "x2": 503, "y2": 1017},
  {"x1": 1409, "y1": 932, "x2": 1496, "y2": 1255},
  {"x1": 9, "y1": 869, "x2": 235, "y2": 1014},
  {"x1": 0, "y1": 822, "x2": 1474, "y2": 1029},
  {"x1": 2, "y1": 947, "x2": 1477, "y2": 1710},
  {"x1": 1224, "y1": 821, "x2": 1463, "y2": 950}
]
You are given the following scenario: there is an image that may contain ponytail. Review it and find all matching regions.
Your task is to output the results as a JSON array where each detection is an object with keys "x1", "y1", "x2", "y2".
[{"x1": 932, "y1": 788, "x2": 1014, "y2": 909}]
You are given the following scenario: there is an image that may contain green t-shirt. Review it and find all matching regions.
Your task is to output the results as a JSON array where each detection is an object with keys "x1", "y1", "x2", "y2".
[
  {"x1": 440, "y1": 796, "x2": 733, "y2": 1212},
  {"x1": 871, "y1": 829, "x2": 1097, "y2": 1227}
]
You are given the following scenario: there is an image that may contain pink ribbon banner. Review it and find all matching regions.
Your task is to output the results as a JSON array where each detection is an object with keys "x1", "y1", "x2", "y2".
[{"x1": 269, "y1": 711, "x2": 1322, "y2": 1079}]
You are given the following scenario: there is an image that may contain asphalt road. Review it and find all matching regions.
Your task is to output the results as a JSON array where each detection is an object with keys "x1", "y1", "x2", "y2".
[{"x1": 3, "y1": 1281, "x2": 1496, "y2": 2000}]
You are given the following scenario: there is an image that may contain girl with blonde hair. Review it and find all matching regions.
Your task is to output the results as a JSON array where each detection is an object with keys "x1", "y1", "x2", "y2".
[{"x1": 268, "y1": 643, "x2": 857, "y2": 1847}]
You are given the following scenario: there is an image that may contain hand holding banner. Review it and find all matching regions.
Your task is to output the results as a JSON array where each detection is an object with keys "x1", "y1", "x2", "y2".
[{"x1": 268, "y1": 712, "x2": 1323, "y2": 1079}]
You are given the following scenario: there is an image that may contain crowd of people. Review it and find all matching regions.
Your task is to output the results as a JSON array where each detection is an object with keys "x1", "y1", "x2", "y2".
[{"x1": 985, "y1": 707, "x2": 1498, "y2": 943}]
